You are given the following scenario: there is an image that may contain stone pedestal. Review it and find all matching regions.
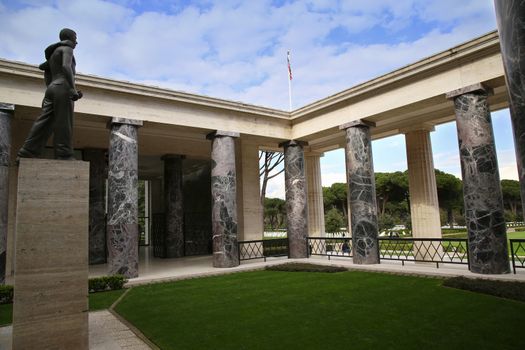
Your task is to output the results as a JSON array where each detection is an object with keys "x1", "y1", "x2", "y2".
[
  {"x1": 107, "y1": 118, "x2": 142, "y2": 278},
  {"x1": 0, "y1": 103, "x2": 13, "y2": 284},
  {"x1": 340, "y1": 121, "x2": 379, "y2": 264},
  {"x1": 447, "y1": 84, "x2": 510, "y2": 274},
  {"x1": 83, "y1": 148, "x2": 107, "y2": 264},
  {"x1": 207, "y1": 131, "x2": 239, "y2": 268},
  {"x1": 306, "y1": 153, "x2": 325, "y2": 237},
  {"x1": 494, "y1": 0, "x2": 525, "y2": 221},
  {"x1": 163, "y1": 154, "x2": 185, "y2": 258},
  {"x1": 280, "y1": 140, "x2": 308, "y2": 258},
  {"x1": 13, "y1": 159, "x2": 89, "y2": 350}
]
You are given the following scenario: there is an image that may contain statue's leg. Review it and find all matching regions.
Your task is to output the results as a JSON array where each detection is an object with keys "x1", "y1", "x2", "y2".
[
  {"x1": 18, "y1": 94, "x2": 55, "y2": 158},
  {"x1": 53, "y1": 86, "x2": 74, "y2": 159}
]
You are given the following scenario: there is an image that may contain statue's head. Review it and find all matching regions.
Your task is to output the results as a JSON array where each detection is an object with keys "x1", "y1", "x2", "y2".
[{"x1": 59, "y1": 28, "x2": 77, "y2": 47}]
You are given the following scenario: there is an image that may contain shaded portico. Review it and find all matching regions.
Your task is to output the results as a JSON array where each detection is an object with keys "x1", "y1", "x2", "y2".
[{"x1": 0, "y1": 29, "x2": 523, "y2": 279}]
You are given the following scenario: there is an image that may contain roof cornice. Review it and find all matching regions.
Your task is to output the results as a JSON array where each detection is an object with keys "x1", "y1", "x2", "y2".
[
  {"x1": 0, "y1": 58, "x2": 291, "y2": 120},
  {"x1": 290, "y1": 30, "x2": 500, "y2": 120}
]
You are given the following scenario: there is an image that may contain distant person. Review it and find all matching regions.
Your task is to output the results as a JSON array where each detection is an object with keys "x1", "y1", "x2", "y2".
[
  {"x1": 17, "y1": 28, "x2": 82, "y2": 161},
  {"x1": 342, "y1": 240, "x2": 350, "y2": 254}
]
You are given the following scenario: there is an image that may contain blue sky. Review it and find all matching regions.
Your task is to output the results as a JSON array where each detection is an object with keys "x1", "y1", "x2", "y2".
[{"x1": 0, "y1": 0, "x2": 518, "y2": 198}]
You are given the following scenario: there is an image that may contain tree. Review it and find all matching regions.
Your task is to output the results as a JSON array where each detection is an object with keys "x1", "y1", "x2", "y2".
[
  {"x1": 435, "y1": 169, "x2": 463, "y2": 228},
  {"x1": 375, "y1": 172, "x2": 408, "y2": 216},
  {"x1": 259, "y1": 151, "x2": 284, "y2": 205},
  {"x1": 263, "y1": 197, "x2": 286, "y2": 230},
  {"x1": 501, "y1": 179, "x2": 522, "y2": 220},
  {"x1": 325, "y1": 208, "x2": 345, "y2": 233}
]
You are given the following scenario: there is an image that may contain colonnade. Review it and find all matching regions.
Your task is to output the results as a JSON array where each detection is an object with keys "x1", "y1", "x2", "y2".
[{"x1": 0, "y1": 1, "x2": 523, "y2": 280}]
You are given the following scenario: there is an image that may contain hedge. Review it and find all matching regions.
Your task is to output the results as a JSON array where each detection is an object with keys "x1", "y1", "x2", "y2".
[
  {"x1": 0, "y1": 285, "x2": 13, "y2": 305},
  {"x1": 443, "y1": 276, "x2": 525, "y2": 302},
  {"x1": 266, "y1": 263, "x2": 347, "y2": 273},
  {"x1": 0, "y1": 275, "x2": 128, "y2": 304}
]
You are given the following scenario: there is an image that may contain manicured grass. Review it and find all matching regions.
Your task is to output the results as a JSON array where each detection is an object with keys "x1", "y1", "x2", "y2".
[
  {"x1": 115, "y1": 270, "x2": 525, "y2": 350},
  {"x1": 0, "y1": 303, "x2": 12, "y2": 326},
  {"x1": 89, "y1": 289, "x2": 126, "y2": 311},
  {"x1": 0, "y1": 289, "x2": 126, "y2": 326}
]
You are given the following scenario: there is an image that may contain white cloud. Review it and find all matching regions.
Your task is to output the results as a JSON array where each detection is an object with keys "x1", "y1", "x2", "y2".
[{"x1": 0, "y1": 0, "x2": 499, "y2": 110}]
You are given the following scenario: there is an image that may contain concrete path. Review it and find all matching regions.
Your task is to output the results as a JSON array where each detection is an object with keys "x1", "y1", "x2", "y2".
[{"x1": 0, "y1": 310, "x2": 153, "y2": 350}]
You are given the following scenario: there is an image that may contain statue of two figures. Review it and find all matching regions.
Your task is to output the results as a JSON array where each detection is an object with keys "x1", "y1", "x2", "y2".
[{"x1": 17, "y1": 28, "x2": 82, "y2": 161}]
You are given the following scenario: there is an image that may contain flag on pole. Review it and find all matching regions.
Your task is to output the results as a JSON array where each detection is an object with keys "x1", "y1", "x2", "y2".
[{"x1": 287, "y1": 50, "x2": 293, "y2": 80}]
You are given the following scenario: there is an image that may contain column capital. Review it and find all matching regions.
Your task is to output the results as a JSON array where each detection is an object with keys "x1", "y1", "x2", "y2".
[
  {"x1": 339, "y1": 119, "x2": 376, "y2": 130},
  {"x1": 107, "y1": 117, "x2": 143, "y2": 129},
  {"x1": 278, "y1": 139, "x2": 308, "y2": 148},
  {"x1": 445, "y1": 83, "x2": 493, "y2": 100},
  {"x1": 206, "y1": 130, "x2": 240, "y2": 140},
  {"x1": 400, "y1": 123, "x2": 435, "y2": 134},
  {"x1": 162, "y1": 154, "x2": 186, "y2": 160},
  {"x1": 0, "y1": 103, "x2": 14, "y2": 114}
]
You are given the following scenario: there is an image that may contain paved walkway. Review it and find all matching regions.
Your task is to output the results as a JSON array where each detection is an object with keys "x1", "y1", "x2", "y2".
[{"x1": 0, "y1": 310, "x2": 152, "y2": 350}]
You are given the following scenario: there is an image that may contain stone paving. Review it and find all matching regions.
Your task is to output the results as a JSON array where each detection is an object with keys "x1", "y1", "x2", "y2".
[{"x1": 0, "y1": 310, "x2": 153, "y2": 350}]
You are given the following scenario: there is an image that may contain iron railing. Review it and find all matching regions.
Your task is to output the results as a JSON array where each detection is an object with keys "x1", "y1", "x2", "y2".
[
  {"x1": 378, "y1": 238, "x2": 469, "y2": 268},
  {"x1": 307, "y1": 237, "x2": 469, "y2": 267},
  {"x1": 151, "y1": 213, "x2": 167, "y2": 258},
  {"x1": 238, "y1": 239, "x2": 289, "y2": 261},
  {"x1": 307, "y1": 237, "x2": 353, "y2": 259},
  {"x1": 510, "y1": 239, "x2": 525, "y2": 274}
]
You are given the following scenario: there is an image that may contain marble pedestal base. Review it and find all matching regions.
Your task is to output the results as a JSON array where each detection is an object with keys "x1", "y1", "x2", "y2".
[{"x1": 12, "y1": 159, "x2": 89, "y2": 350}]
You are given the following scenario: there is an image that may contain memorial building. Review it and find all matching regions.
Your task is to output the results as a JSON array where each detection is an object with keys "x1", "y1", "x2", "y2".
[{"x1": 0, "y1": 29, "x2": 523, "y2": 279}]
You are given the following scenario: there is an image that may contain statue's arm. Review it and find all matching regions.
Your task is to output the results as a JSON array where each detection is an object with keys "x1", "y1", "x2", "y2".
[{"x1": 61, "y1": 47, "x2": 81, "y2": 100}]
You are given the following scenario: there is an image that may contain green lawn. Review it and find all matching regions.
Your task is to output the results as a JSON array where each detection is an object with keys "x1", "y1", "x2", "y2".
[
  {"x1": 442, "y1": 231, "x2": 525, "y2": 255},
  {"x1": 0, "y1": 289, "x2": 126, "y2": 326},
  {"x1": 115, "y1": 270, "x2": 525, "y2": 350},
  {"x1": 0, "y1": 303, "x2": 12, "y2": 326}
]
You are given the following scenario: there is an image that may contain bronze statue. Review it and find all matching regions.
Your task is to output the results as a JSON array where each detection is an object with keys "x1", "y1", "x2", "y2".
[{"x1": 17, "y1": 28, "x2": 82, "y2": 161}]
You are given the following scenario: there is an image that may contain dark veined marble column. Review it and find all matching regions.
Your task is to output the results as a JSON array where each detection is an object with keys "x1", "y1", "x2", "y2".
[
  {"x1": 207, "y1": 131, "x2": 239, "y2": 268},
  {"x1": 447, "y1": 84, "x2": 509, "y2": 274},
  {"x1": 494, "y1": 1, "x2": 525, "y2": 220},
  {"x1": 0, "y1": 103, "x2": 13, "y2": 284},
  {"x1": 83, "y1": 148, "x2": 107, "y2": 265},
  {"x1": 107, "y1": 118, "x2": 142, "y2": 278},
  {"x1": 162, "y1": 154, "x2": 185, "y2": 258},
  {"x1": 340, "y1": 120, "x2": 379, "y2": 265},
  {"x1": 280, "y1": 140, "x2": 309, "y2": 258}
]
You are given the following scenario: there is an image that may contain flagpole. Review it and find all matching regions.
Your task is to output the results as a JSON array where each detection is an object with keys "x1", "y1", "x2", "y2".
[
  {"x1": 288, "y1": 74, "x2": 292, "y2": 112},
  {"x1": 287, "y1": 49, "x2": 293, "y2": 112}
]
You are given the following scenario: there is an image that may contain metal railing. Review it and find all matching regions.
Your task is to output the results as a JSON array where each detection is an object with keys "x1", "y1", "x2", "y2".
[
  {"x1": 308, "y1": 237, "x2": 353, "y2": 259},
  {"x1": 151, "y1": 213, "x2": 167, "y2": 258},
  {"x1": 510, "y1": 239, "x2": 525, "y2": 274},
  {"x1": 306, "y1": 236, "x2": 469, "y2": 268},
  {"x1": 378, "y1": 238, "x2": 469, "y2": 268},
  {"x1": 238, "y1": 239, "x2": 289, "y2": 261}
]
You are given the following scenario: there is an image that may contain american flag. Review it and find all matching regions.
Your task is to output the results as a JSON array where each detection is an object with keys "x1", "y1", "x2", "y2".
[{"x1": 287, "y1": 50, "x2": 292, "y2": 80}]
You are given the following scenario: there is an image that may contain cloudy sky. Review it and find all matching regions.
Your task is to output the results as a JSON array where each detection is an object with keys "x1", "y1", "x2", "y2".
[{"x1": 0, "y1": 0, "x2": 518, "y2": 198}]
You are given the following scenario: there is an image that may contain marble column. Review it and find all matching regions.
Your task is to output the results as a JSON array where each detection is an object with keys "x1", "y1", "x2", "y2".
[
  {"x1": 280, "y1": 140, "x2": 309, "y2": 258},
  {"x1": 305, "y1": 152, "x2": 325, "y2": 237},
  {"x1": 340, "y1": 121, "x2": 379, "y2": 264},
  {"x1": 162, "y1": 154, "x2": 185, "y2": 258},
  {"x1": 494, "y1": 1, "x2": 525, "y2": 221},
  {"x1": 447, "y1": 84, "x2": 509, "y2": 274},
  {"x1": 207, "y1": 131, "x2": 239, "y2": 268},
  {"x1": 0, "y1": 103, "x2": 13, "y2": 284},
  {"x1": 404, "y1": 126, "x2": 442, "y2": 238},
  {"x1": 107, "y1": 118, "x2": 142, "y2": 278},
  {"x1": 83, "y1": 148, "x2": 107, "y2": 265}
]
